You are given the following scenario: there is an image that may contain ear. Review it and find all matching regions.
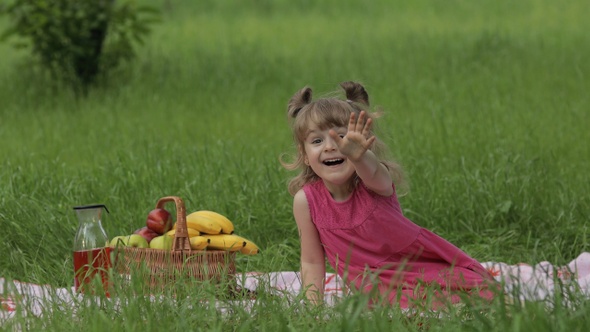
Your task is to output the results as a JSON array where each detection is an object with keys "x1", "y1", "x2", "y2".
[{"x1": 300, "y1": 147, "x2": 310, "y2": 166}]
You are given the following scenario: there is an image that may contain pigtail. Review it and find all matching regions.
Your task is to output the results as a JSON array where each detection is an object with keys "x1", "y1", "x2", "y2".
[
  {"x1": 340, "y1": 81, "x2": 369, "y2": 107},
  {"x1": 287, "y1": 86, "x2": 313, "y2": 118}
]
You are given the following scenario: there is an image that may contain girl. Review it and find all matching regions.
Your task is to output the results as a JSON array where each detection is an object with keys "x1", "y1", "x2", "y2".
[{"x1": 281, "y1": 81, "x2": 497, "y2": 309}]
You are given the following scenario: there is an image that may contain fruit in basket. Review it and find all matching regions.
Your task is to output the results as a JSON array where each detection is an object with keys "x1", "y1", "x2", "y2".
[
  {"x1": 188, "y1": 210, "x2": 235, "y2": 234},
  {"x1": 202, "y1": 233, "x2": 260, "y2": 255},
  {"x1": 127, "y1": 234, "x2": 150, "y2": 248},
  {"x1": 186, "y1": 212, "x2": 223, "y2": 234},
  {"x1": 109, "y1": 235, "x2": 128, "y2": 247},
  {"x1": 146, "y1": 208, "x2": 173, "y2": 235},
  {"x1": 189, "y1": 236, "x2": 209, "y2": 250},
  {"x1": 240, "y1": 238, "x2": 260, "y2": 255},
  {"x1": 134, "y1": 226, "x2": 159, "y2": 243},
  {"x1": 166, "y1": 228, "x2": 200, "y2": 238},
  {"x1": 149, "y1": 235, "x2": 173, "y2": 250},
  {"x1": 202, "y1": 234, "x2": 247, "y2": 251},
  {"x1": 171, "y1": 222, "x2": 201, "y2": 234}
]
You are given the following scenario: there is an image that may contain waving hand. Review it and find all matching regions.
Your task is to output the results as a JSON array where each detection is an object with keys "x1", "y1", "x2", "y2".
[{"x1": 329, "y1": 111, "x2": 376, "y2": 161}]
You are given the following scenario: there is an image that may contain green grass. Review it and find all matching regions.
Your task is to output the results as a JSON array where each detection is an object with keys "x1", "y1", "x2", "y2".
[{"x1": 1, "y1": 0, "x2": 590, "y2": 330}]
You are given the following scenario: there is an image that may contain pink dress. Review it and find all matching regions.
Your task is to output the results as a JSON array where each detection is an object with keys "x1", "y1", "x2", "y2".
[{"x1": 303, "y1": 180, "x2": 497, "y2": 308}]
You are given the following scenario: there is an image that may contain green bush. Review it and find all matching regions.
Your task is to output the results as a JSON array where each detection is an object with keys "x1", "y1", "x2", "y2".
[{"x1": 0, "y1": 0, "x2": 160, "y2": 94}]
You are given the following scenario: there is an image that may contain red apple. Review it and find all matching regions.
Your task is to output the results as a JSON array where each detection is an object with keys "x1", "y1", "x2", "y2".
[
  {"x1": 134, "y1": 226, "x2": 159, "y2": 243},
  {"x1": 146, "y1": 208, "x2": 173, "y2": 235}
]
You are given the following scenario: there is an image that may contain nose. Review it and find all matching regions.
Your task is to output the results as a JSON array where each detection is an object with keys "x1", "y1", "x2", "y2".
[{"x1": 324, "y1": 136, "x2": 337, "y2": 151}]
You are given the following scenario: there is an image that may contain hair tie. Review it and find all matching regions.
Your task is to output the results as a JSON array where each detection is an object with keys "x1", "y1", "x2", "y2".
[{"x1": 346, "y1": 99, "x2": 353, "y2": 103}]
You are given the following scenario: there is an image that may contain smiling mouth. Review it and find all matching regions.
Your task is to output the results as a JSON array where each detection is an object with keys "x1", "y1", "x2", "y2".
[{"x1": 323, "y1": 158, "x2": 344, "y2": 166}]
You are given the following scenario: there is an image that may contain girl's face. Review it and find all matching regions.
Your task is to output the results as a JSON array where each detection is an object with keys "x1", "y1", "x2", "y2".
[{"x1": 302, "y1": 123, "x2": 356, "y2": 189}]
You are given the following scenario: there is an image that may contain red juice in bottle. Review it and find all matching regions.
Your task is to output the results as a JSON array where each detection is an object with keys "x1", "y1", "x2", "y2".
[
  {"x1": 73, "y1": 204, "x2": 111, "y2": 297},
  {"x1": 73, "y1": 246, "x2": 112, "y2": 296}
]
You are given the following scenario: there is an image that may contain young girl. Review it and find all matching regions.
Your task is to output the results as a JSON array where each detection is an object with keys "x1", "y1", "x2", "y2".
[{"x1": 281, "y1": 81, "x2": 497, "y2": 309}]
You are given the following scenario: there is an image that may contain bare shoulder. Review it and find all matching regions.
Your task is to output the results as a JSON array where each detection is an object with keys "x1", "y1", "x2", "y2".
[
  {"x1": 293, "y1": 189, "x2": 309, "y2": 207},
  {"x1": 293, "y1": 189, "x2": 311, "y2": 226}
]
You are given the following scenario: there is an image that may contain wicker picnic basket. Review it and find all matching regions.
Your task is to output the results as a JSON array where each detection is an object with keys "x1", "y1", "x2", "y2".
[{"x1": 112, "y1": 196, "x2": 236, "y2": 292}]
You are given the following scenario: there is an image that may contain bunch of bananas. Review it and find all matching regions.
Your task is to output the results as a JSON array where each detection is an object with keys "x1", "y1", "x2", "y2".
[{"x1": 169, "y1": 210, "x2": 259, "y2": 255}]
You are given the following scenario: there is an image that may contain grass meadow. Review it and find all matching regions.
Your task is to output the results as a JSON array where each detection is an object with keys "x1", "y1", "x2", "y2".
[{"x1": 1, "y1": 0, "x2": 589, "y2": 330}]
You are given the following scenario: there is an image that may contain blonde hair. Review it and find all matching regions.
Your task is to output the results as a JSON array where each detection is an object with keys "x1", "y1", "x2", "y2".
[{"x1": 280, "y1": 81, "x2": 406, "y2": 196}]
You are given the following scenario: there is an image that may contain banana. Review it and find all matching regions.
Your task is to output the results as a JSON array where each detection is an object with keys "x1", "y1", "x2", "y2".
[
  {"x1": 186, "y1": 212, "x2": 223, "y2": 234},
  {"x1": 240, "y1": 238, "x2": 260, "y2": 255},
  {"x1": 171, "y1": 221, "x2": 202, "y2": 233},
  {"x1": 202, "y1": 234, "x2": 247, "y2": 251},
  {"x1": 189, "y1": 236, "x2": 209, "y2": 250},
  {"x1": 166, "y1": 228, "x2": 200, "y2": 238},
  {"x1": 190, "y1": 210, "x2": 235, "y2": 234}
]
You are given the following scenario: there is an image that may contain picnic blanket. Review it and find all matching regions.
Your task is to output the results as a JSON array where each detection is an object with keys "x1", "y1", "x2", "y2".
[{"x1": 2, "y1": 252, "x2": 590, "y2": 322}]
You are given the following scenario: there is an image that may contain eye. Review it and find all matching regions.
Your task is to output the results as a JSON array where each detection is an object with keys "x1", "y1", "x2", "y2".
[{"x1": 311, "y1": 138, "x2": 322, "y2": 144}]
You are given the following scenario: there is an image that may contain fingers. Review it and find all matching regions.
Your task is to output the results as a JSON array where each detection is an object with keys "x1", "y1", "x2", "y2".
[
  {"x1": 349, "y1": 111, "x2": 372, "y2": 136},
  {"x1": 365, "y1": 135, "x2": 376, "y2": 148},
  {"x1": 328, "y1": 129, "x2": 342, "y2": 144},
  {"x1": 348, "y1": 112, "x2": 357, "y2": 133},
  {"x1": 362, "y1": 117, "x2": 373, "y2": 137}
]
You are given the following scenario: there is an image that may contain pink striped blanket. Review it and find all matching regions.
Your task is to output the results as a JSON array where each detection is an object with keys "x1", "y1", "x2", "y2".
[{"x1": 2, "y1": 252, "x2": 590, "y2": 321}]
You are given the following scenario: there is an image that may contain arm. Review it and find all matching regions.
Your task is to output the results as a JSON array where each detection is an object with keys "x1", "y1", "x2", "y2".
[
  {"x1": 330, "y1": 111, "x2": 394, "y2": 196},
  {"x1": 349, "y1": 145, "x2": 393, "y2": 196},
  {"x1": 293, "y1": 189, "x2": 326, "y2": 304}
]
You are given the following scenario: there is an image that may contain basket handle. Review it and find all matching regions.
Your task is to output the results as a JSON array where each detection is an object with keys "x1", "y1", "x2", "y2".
[{"x1": 156, "y1": 196, "x2": 191, "y2": 252}]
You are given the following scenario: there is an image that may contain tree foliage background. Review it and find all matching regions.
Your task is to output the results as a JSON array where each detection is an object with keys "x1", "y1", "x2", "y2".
[{"x1": 0, "y1": 0, "x2": 160, "y2": 94}]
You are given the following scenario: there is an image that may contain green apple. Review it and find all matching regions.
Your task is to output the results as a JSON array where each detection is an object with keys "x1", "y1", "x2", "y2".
[
  {"x1": 126, "y1": 234, "x2": 149, "y2": 248},
  {"x1": 149, "y1": 235, "x2": 173, "y2": 250},
  {"x1": 109, "y1": 235, "x2": 128, "y2": 248}
]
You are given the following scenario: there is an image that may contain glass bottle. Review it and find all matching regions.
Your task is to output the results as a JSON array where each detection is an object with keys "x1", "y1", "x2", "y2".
[{"x1": 73, "y1": 204, "x2": 111, "y2": 296}]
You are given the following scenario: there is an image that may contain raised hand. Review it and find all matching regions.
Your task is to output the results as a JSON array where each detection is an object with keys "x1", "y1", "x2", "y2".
[{"x1": 329, "y1": 111, "x2": 376, "y2": 162}]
